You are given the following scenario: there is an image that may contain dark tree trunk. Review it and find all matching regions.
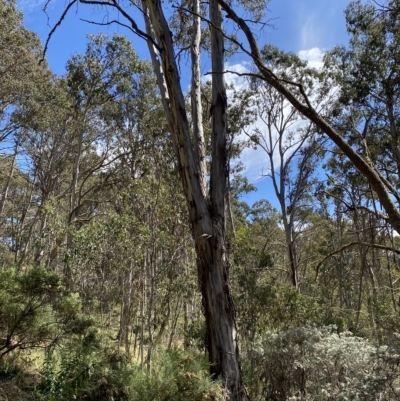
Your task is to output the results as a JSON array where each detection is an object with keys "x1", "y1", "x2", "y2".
[{"x1": 142, "y1": 0, "x2": 249, "y2": 397}]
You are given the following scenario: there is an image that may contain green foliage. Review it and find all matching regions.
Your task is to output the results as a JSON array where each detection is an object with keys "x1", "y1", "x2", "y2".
[
  {"x1": 0, "y1": 0, "x2": 49, "y2": 120},
  {"x1": 185, "y1": 319, "x2": 207, "y2": 351},
  {"x1": 0, "y1": 267, "x2": 85, "y2": 359},
  {"x1": 38, "y1": 345, "x2": 223, "y2": 401},
  {"x1": 66, "y1": 33, "x2": 150, "y2": 109},
  {"x1": 129, "y1": 348, "x2": 224, "y2": 401},
  {"x1": 0, "y1": 359, "x2": 19, "y2": 381},
  {"x1": 324, "y1": 0, "x2": 400, "y2": 190},
  {"x1": 3, "y1": 0, "x2": 400, "y2": 399},
  {"x1": 235, "y1": 271, "x2": 323, "y2": 335},
  {"x1": 38, "y1": 335, "x2": 130, "y2": 401},
  {"x1": 247, "y1": 326, "x2": 400, "y2": 400}
]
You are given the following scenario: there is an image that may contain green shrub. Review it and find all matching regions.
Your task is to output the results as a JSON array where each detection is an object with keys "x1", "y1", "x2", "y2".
[
  {"x1": 38, "y1": 333, "x2": 130, "y2": 401},
  {"x1": 129, "y1": 348, "x2": 224, "y2": 401},
  {"x1": 246, "y1": 326, "x2": 400, "y2": 400},
  {"x1": 0, "y1": 267, "x2": 82, "y2": 359},
  {"x1": 39, "y1": 346, "x2": 223, "y2": 401}
]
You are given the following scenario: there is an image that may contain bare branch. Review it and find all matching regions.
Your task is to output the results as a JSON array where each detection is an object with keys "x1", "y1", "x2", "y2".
[
  {"x1": 204, "y1": 69, "x2": 263, "y2": 80},
  {"x1": 41, "y1": 0, "x2": 78, "y2": 63},
  {"x1": 78, "y1": 0, "x2": 162, "y2": 50},
  {"x1": 315, "y1": 241, "x2": 400, "y2": 278},
  {"x1": 79, "y1": 18, "x2": 136, "y2": 33}
]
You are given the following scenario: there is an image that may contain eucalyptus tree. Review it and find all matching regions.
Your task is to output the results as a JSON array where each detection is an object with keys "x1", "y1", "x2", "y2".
[
  {"x1": 47, "y1": 0, "x2": 400, "y2": 396},
  {"x1": 321, "y1": 154, "x2": 400, "y2": 340},
  {"x1": 248, "y1": 46, "x2": 326, "y2": 290},
  {"x1": 47, "y1": 0, "x2": 268, "y2": 396},
  {"x1": 13, "y1": 34, "x2": 154, "y2": 271},
  {"x1": 205, "y1": 0, "x2": 400, "y2": 241},
  {"x1": 62, "y1": 32, "x2": 196, "y2": 369},
  {"x1": 64, "y1": 34, "x2": 150, "y2": 233},
  {"x1": 315, "y1": 0, "x2": 400, "y2": 337},
  {"x1": 0, "y1": 0, "x2": 50, "y2": 240},
  {"x1": 0, "y1": 0, "x2": 49, "y2": 132},
  {"x1": 324, "y1": 0, "x2": 400, "y2": 187}
]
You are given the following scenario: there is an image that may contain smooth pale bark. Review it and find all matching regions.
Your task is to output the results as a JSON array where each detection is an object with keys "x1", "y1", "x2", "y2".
[
  {"x1": 275, "y1": 147, "x2": 300, "y2": 289},
  {"x1": 190, "y1": 0, "x2": 207, "y2": 196},
  {"x1": 118, "y1": 264, "x2": 133, "y2": 346},
  {"x1": 249, "y1": 83, "x2": 318, "y2": 290},
  {"x1": 0, "y1": 140, "x2": 19, "y2": 217},
  {"x1": 142, "y1": 0, "x2": 248, "y2": 398},
  {"x1": 70, "y1": 121, "x2": 84, "y2": 227}
]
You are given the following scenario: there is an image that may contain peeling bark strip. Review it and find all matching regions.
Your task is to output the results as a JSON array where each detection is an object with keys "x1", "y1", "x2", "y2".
[{"x1": 142, "y1": 0, "x2": 248, "y2": 398}]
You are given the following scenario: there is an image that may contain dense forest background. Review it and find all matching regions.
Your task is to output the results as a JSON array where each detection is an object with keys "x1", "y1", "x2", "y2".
[{"x1": 2, "y1": 0, "x2": 400, "y2": 399}]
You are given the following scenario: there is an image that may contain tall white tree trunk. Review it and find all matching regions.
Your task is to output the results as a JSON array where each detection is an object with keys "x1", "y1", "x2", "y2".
[{"x1": 191, "y1": 0, "x2": 207, "y2": 196}]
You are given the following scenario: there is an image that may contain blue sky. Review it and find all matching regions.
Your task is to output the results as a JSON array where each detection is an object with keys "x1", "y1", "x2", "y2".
[
  {"x1": 18, "y1": 0, "x2": 353, "y2": 210},
  {"x1": 20, "y1": 0, "x2": 352, "y2": 74}
]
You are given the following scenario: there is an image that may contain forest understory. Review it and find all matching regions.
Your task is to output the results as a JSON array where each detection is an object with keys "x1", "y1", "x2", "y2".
[{"x1": 2, "y1": 0, "x2": 400, "y2": 399}]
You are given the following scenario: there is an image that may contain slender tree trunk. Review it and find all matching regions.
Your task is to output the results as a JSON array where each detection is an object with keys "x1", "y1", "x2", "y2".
[
  {"x1": 140, "y1": 256, "x2": 146, "y2": 372},
  {"x1": 191, "y1": 0, "x2": 207, "y2": 196},
  {"x1": 70, "y1": 130, "x2": 82, "y2": 226},
  {"x1": 34, "y1": 214, "x2": 47, "y2": 265},
  {"x1": 287, "y1": 241, "x2": 299, "y2": 289},
  {"x1": 355, "y1": 252, "x2": 365, "y2": 330},
  {"x1": 168, "y1": 297, "x2": 180, "y2": 348},
  {"x1": 282, "y1": 208, "x2": 299, "y2": 290},
  {"x1": 18, "y1": 201, "x2": 44, "y2": 268},
  {"x1": 118, "y1": 264, "x2": 133, "y2": 346},
  {"x1": 15, "y1": 187, "x2": 34, "y2": 266},
  {"x1": 226, "y1": 190, "x2": 236, "y2": 238},
  {"x1": 146, "y1": 245, "x2": 155, "y2": 374},
  {"x1": 0, "y1": 139, "x2": 19, "y2": 217},
  {"x1": 386, "y1": 253, "x2": 398, "y2": 313}
]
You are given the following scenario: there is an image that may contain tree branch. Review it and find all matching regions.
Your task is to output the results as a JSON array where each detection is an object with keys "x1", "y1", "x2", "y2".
[
  {"x1": 315, "y1": 241, "x2": 400, "y2": 278},
  {"x1": 41, "y1": 0, "x2": 78, "y2": 63},
  {"x1": 79, "y1": 0, "x2": 162, "y2": 51}
]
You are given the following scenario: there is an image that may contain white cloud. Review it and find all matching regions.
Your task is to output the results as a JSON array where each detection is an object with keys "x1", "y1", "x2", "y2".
[
  {"x1": 299, "y1": 13, "x2": 322, "y2": 50},
  {"x1": 224, "y1": 61, "x2": 252, "y2": 90},
  {"x1": 298, "y1": 47, "x2": 325, "y2": 70}
]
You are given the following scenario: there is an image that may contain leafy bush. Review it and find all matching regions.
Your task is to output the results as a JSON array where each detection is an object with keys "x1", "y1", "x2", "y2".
[
  {"x1": 246, "y1": 326, "x2": 400, "y2": 400},
  {"x1": 0, "y1": 267, "x2": 83, "y2": 359},
  {"x1": 39, "y1": 346, "x2": 223, "y2": 401},
  {"x1": 38, "y1": 332, "x2": 130, "y2": 401},
  {"x1": 129, "y1": 348, "x2": 224, "y2": 401}
]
